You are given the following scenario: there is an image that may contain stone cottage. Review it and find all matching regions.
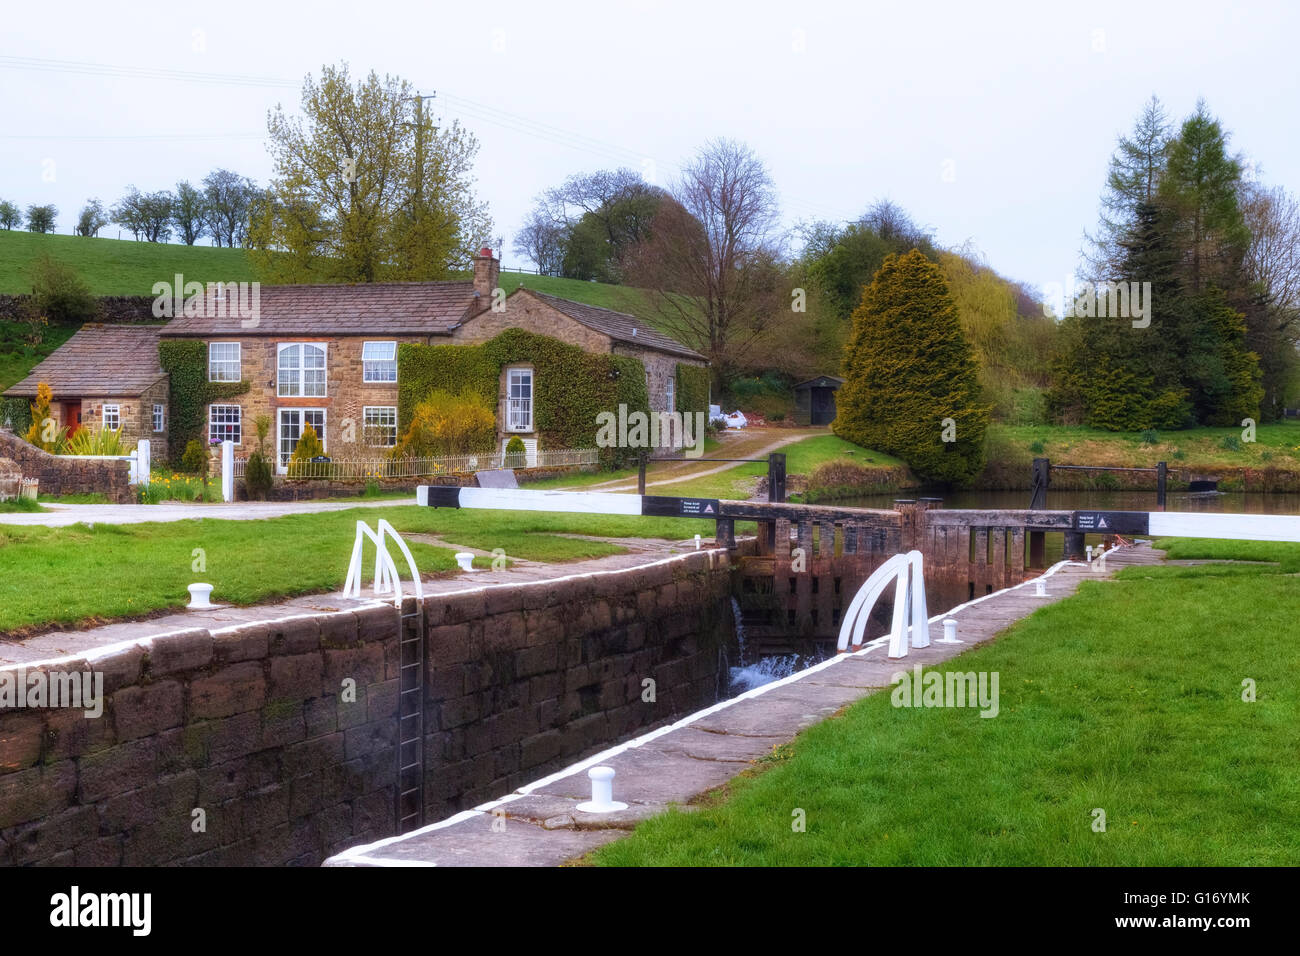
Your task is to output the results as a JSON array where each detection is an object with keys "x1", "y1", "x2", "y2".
[
  {"x1": 155, "y1": 249, "x2": 707, "y2": 471},
  {"x1": 2, "y1": 324, "x2": 169, "y2": 448}
]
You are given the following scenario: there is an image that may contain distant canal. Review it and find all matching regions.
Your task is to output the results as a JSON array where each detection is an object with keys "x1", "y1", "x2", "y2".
[{"x1": 831, "y1": 489, "x2": 1300, "y2": 515}]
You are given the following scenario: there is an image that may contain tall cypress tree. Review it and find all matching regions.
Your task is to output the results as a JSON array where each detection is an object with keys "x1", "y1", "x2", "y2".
[{"x1": 834, "y1": 250, "x2": 989, "y2": 483}]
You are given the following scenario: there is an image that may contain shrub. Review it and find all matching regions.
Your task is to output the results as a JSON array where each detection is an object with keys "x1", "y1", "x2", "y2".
[
  {"x1": 1139, "y1": 429, "x2": 1160, "y2": 445},
  {"x1": 22, "y1": 382, "x2": 66, "y2": 452},
  {"x1": 242, "y1": 414, "x2": 275, "y2": 499},
  {"x1": 1172, "y1": 448, "x2": 1186, "y2": 460},
  {"x1": 287, "y1": 423, "x2": 327, "y2": 478},
  {"x1": 27, "y1": 254, "x2": 96, "y2": 324},
  {"x1": 393, "y1": 390, "x2": 497, "y2": 460},
  {"x1": 504, "y1": 435, "x2": 527, "y2": 469},
  {"x1": 244, "y1": 451, "x2": 274, "y2": 499},
  {"x1": 1028, "y1": 439, "x2": 1045, "y2": 455},
  {"x1": 1220, "y1": 434, "x2": 1243, "y2": 452},
  {"x1": 65, "y1": 426, "x2": 127, "y2": 456},
  {"x1": 180, "y1": 439, "x2": 210, "y2": 475}
]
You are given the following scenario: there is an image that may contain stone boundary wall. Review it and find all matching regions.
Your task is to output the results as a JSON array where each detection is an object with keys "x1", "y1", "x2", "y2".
[
  {"x1": 0, "y1": 427, "x2": 133, "y2": 503},
  {"x1": 0, "y1": 295, "x2": 157, "y2": 324},
  {"x1": 232, "y1": 465, "x2": 595, "y2": 501},
  {"x1": 0, "y1": 549, "x2": 734, "y2": 866}
]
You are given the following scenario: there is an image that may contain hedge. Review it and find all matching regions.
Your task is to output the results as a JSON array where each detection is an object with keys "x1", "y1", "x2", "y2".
[
  {"x1": 158, "y1": 340, "x2": 249, "y2": 463},
  {"x1": 398, "y1": 328, "x2": 649, "y2": 467},
  {"x1": 676, "y1": 363, "x2": 710, "y2": 418}
]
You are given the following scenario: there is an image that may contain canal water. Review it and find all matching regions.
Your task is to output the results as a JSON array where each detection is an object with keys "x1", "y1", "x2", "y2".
[{"x1": 727, "y1": 489, "x2": 1300, "y2": 695}]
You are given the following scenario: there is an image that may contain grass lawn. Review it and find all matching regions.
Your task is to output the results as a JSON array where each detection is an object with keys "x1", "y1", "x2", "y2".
[
  {"x1": 989, "y1": 422, "x2": 1300, "y2": 474},
  {"x1": 0, "y1": 319, "x2": 78, "y2": 391},
  {"x1": 665, "y1": 434, "x2": 906, "y2": 500},
  {"x1": 592, "y1": 537, "x2": 1300, "y2": 866},
  {"x1": 0, "y1": 498, "x2": 44, "y2": 513},
  {"x1": 0, "y1": 505, "x2": 715, "y2": 635}
]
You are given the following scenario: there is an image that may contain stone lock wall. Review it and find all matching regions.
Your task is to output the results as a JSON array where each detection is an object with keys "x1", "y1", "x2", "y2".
[
  {"x1": 0, "y1": 549, "x2": 734, "y2": 866},
  {"x1": 0, "y1": 427, "x2": 133, "y2": 502}
]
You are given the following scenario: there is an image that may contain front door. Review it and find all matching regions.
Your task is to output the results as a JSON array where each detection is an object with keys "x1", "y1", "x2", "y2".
[
  {"x1": 61, "y1": 402, "x2": 83, "y2": 436},
  {"x1": 277, "y1": 408, "x2": 326, "y2": 473}
]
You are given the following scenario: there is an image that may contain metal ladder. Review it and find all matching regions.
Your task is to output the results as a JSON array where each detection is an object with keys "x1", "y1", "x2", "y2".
[{"x1": 396, "y1": 598, "x2": 425, "y2": 833}]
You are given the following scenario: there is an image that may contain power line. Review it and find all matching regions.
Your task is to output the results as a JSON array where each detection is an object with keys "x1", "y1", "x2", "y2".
[{"x1": 0, "y1": 54, "x2": 855, "y2": 223}]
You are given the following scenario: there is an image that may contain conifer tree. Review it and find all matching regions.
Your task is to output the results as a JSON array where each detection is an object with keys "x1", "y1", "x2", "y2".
[{"x1": 833, "y1": 250, "x2": 989, "y2": 483}]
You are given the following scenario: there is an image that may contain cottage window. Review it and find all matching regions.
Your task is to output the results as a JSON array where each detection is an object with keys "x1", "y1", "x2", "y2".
[
  {"x1": 277, "y1": 408, "x2": 326, "y2": 468},
  {"x1": 209, "y1": 404, "x2": 241, "y2": 445},
  {"x1": 278, "y1": 343, "x2": 327, "y2": 398},
  {"x1": 208, "y1": 343, "x2": 241, "y2": 382},
  {"x1": 153, "y1": 404, "x2": 165, "y2": 432},
  {"x1": 362, "y1": 341, "x2": 397, "y2": 383},
  {"x1": 666, "y1": 374, "x2": 675, "y2": 413},
  {"x1": 364, "y1": 406, "x2": 398, "y2": 447},
  {"x1": 102, "y1": 404, "x2": 120, "y2": 431},
  {"x1": 506, "y1": 367, "x2": 533, "y2": 432}
]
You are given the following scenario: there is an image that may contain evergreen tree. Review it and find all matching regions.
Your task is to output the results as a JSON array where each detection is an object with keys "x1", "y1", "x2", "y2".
[{"x1": 834, "y1": 250, "x2": 989, "y2": 483}]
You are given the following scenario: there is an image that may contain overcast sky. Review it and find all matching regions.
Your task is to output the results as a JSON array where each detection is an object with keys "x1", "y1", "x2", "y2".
[{"x1": 3, "y1": 0, "x2": 1297, "y2": 294}]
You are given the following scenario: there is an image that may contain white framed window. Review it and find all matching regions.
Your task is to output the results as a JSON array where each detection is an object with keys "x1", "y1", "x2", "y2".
[
  {"x1": 362, "y1": 341, "x2": 397, "y2": 383},
  {"x1": 277, "y1": 408, "x2": 326, "y2": 470},
  {"x1": 209, "y1": 404, "x2": 241, "y2": 445},
  {"x1": 278, "y1": 343, "x2": 327, "y2": 397},
  {"x1": 102, "y1": 404, "x2": 120, "y2": 430},
  {"x1": 153, "y1": 404, "x2": 165, "y2": 432},
  {"x1": 506, "y1": 367, "x2": 533, "y2": 432},
  {"x1": 363, "y1": 406, "x2": 397, "y2": 447},
  {"x1": 666, "y1": 374, "x2": 675, "y2": 413},
  {"x1": 208, "y1": 342, "x2": 241, "y2": 382}
]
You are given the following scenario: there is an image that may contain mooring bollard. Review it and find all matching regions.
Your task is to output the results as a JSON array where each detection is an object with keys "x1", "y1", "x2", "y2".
[
  {"x1": 1086, "y1": 545, "x2": 1094, "y2": 562},
  {"x1": 1034, "y1": 578, "x2": 1047, "y2": 597},
  {"x1": 187, "y1": 583, "x2": 215, "y2": 609},
  {"x1": 938, "y1": 618, "x2": 962, "y2": 644},
  {"x1": 694, "y1": 533, "x2": 701, "y2": 550},
  {"x1": 454, "y1": 552, "x2": 475, "y2": 572},
  {"x1": 576, "y1": 766, "x2": 628, "y2": 813}
]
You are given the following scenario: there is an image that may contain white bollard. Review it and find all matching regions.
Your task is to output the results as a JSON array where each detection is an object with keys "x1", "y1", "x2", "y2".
[
  {"x1": 937, "y1": 618, "x2": 963, "y2": 644},
  {"x1": 187, "y1": 583, "x2": 215, "y2": 609},
  {"x1": 454, "y1": 552, "x2": 476, "y2": 572},
  {"x1": 1034, "y1": 578, "x2": 1047, "y2": 597},
  {"x1": 575, "y1": 766, "x2": 628, "y2": 813},
  {"x1": 694, "y1": 534, "x2": 701, "y2": 550},
  {"x1": 1085, "y1": 545, "x2": 1094, "y2": 562}
]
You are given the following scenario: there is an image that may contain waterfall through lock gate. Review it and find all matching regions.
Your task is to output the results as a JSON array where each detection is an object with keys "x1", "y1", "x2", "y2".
[{"x1": 726, "y1": 596, "x2": 826, "y2": 695}]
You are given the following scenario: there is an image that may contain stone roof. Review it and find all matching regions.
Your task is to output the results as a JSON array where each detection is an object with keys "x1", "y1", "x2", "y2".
[
  {"x1": 517, "y1": 290, "x2": 707, "y2": 361},
  {"x1": 160, "y1": 281, "x2": 480, "y2": 336},
  {"x1": 4, "y1": 325, "x2": 167, "y2": 398}
]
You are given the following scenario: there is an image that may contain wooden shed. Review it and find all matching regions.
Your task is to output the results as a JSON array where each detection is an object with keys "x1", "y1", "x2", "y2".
[{"x1": 792, "y1": 375, "x2": 843, "y2": 426}]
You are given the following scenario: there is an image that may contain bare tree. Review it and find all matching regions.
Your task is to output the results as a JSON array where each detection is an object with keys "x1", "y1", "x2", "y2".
[
  {"x1": 74, "y1": 199, "x2": 109, "y2": 236},
  {"x1": 513, "y1": 209, "x2": 566, "y2": 275},
  {"x1": 1243, "y1": 182, "x2": 1300, "y2": 323},
  {"x1": 112, "y1": 187, "x2": 174, "y2": 242},
  {"x1": 25, "y1": 204, "x2": 58, "y2": 233},
  {"x1": 172, "y1": 181, "x2": 208, "y2": 245},
  {"x1": 624, "y1": 139, "x2": 783, "y2": 388},
  {"x1": 202, "y1": 168, "x2": 258, "y2": 247}
]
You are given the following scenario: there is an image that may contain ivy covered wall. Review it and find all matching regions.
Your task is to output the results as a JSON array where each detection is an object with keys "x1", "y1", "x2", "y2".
[
  {"x1": 675, "y1": 363, "x2": 710, "y2": 418},
  {"x1": 398, "y1": 328, "x2": 649, "y2": 466},
  {"x1": 158, "y1": 340, "x2": 249, "y2": 463}
]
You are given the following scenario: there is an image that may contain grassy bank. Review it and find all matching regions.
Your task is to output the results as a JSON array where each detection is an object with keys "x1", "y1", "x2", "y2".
[
  {"x1": 592, "y1": 537, "x2": 1300, "y2": 866},
  {"x1": 0, "y1": 506, "x2": 715, "y2": 636},
  {"x1": 979, "y1": 423, "x2": 1300, "y2": 491}
]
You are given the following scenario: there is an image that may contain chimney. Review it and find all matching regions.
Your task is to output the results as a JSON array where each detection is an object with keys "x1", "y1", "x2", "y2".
[{"x1": 472, "y1": 247, "x2": 499, "y2": 304}]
